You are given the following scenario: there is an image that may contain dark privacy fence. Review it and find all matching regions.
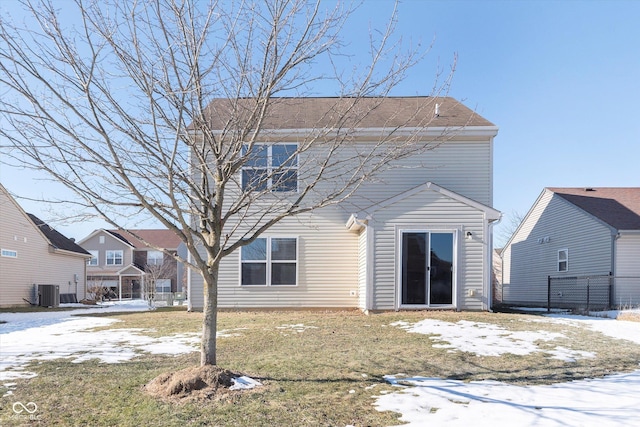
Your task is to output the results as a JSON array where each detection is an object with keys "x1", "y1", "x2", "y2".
[
  {"x1": 547, "y1": 275, "x2": 612, "y2": 311},
  {"x1": 547, "y1": 275, "x2": 640, "y2": 311}
]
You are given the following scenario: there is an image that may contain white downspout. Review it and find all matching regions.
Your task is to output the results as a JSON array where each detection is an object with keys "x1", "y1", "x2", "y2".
[{"x1": 486, "y1": 214, "x2": 502, "y2": 311}]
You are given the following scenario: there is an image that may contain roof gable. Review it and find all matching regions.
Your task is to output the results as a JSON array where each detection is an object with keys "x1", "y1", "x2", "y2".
[
  {"x1": 355, "y1": 181, "x2": 501, "y2": 220},
  {"x1": 548, "y1": 187, "x2": 640, "y2": 231}
]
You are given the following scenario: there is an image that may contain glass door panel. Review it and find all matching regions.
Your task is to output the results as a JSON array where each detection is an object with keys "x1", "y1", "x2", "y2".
[
  {"x1": 429, "y1": 233, "x2": 453, "y2": 305},
  {"x1": 401, "y1": 232, "x2": 427, "y2": 305},
  {"x1": 401, "y1": 231, "x2": 454, "y2": 307}
]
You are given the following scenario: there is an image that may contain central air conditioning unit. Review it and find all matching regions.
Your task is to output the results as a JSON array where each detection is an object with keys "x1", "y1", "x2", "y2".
[{"x1": 38, "y1": 284, "x2": 60, "y2": 308}]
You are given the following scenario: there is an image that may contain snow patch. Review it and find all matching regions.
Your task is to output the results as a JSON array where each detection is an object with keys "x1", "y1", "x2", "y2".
[{"x1": 393, "y1": 319, "x2": 566, "y2": 357}]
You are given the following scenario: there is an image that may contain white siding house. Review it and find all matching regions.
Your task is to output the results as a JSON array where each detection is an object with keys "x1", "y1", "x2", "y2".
[
  {"x1": 188, "y1": 97, "x2": 501, "y2": 311},
  {"x1": 0, "y1": 184, "x2": 91, "y2": 306},
  {"x1": 501, "y1": 187, "x2": 640, "y2": 308}
]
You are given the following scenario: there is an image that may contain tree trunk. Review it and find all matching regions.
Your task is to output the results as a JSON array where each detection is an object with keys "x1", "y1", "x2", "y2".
[{"x1": 200, "y1": 264, "x2": 218, "y2": 366}]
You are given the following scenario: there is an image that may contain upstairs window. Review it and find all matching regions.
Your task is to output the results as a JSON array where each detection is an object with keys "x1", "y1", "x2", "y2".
[
  {"x1": 106, "y1": 250, "x2": 123, "y2": 266},
  {"x1": 147, "y1": 251, "x2": 164, "y2": 266},
  {"x1": 558, "y1": 249, "x2": 568, "y2": 272},
  {"x1": 87, "y1": 250, "x2": 99, "y2": 266},
  {"x1": 241, "y1": 237, "x2": 297, "y2": 286},
  {"x1": 242, "y1": 144, "x2": 298, "y2": 192}
]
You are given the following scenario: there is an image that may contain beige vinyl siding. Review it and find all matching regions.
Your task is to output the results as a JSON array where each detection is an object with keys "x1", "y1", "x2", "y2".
[
  {"x1": 502, "y1": 190, "x2": 614, "y2": 305},
  {"x1": 357, "y1": 229, "x2": 367, "y2": 309},
  {"x1": 1, "y1": 189, "x2": 87, "y2": 306},
  {"x1": 334, "y1": 139, "x2": 493, "y2": 209},
  {"x1": 188, "y1": 129, "x2": 496, "y2": 311},
  {"x1": 190, "y1": 207, "x2": 359, "y2": 309},
  {"x1": 614, "y1": 233, "x2": 640, "y2": 306},
  {"x1": 369, "y1": 188, "x2": 488, "y2": 311}
]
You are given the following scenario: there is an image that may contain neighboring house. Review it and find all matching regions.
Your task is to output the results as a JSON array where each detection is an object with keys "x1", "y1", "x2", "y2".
[
  {"x1": 0, "y1": 183, "x2": 91, "y2": 307},
  {"x1": 78, "y1": 229, "x2": 185, "y2": 300},
  {"x1": 501, "y1": 187, "x2": 640, "y2": 308},
  {"x1": 188, "y1": 97, "x2": 501, "y2": 312}
]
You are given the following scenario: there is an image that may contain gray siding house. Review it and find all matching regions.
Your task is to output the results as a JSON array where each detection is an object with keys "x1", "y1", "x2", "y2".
[
  {"x1": 79, "y1": 229, "x2": 185, "y2": 300},
  {"x1": 0, "y1": 183, "x2": 91, "y2": 306},
  {"x1": 501, "y1": 187, "x2": 640, "y2": 308},
  {"x1": 188, "y1": 97, "x2": 501, "y2": 312}
]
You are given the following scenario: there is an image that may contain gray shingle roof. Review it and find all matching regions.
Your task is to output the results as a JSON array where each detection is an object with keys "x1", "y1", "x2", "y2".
[
  {"x1": 549, "y1": 187, "x2": 640, "y2": 231},
  {"x1": 200, "y1": 96, "x2": 494, "y2": 130},
  {"x1": 106, "y1": 229, "x2": 182, "y2": 250},
  {"x1": 27, "y1": 214, "x2": 91, "y2": 255}
]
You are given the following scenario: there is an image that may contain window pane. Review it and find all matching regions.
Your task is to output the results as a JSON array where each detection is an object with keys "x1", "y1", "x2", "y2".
[
  {"x1": 242, "y1": 169, "x2": 268, "y2": 191},
  {"x1": 148, "y1": 251, "x2": 163, "y2": 265},
  {"x1": 242, "y1": 263, "x2": 267, "y2": 285},
  {"x1": 243, "y1": 144, "x2": 268, "y2": 167},
  {"x1": 242, "y1": 238, "x2": 267, "y2": 260},
  {"x1": 272, "y1": 238, "x2": 296, "y2": 260},
  {"x1": 272, "y1": 144, "x2": 298, "y2": 167},
  {"x1": 155, "y1": 279, "x2": 171, "y2": 293},
  {"x1": 272, "y1": 170, "x2": 297, "y2": 192},
  {"x1": 272, "y1": 263, "x2": 296, "y2": 285},
  {"x1": 106, "y1": 250, "x2": 123, "y2": 265}
]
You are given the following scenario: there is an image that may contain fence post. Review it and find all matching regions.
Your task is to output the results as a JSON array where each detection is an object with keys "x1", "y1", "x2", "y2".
[
  {"x1": 547, "y1": 275, "x2": 551, "y2": 312},
  {"x1": 608, "y1": 272, "x2": 613, "y2": 310},
  {"x1": 586, "y1": 277, "x2": 590, "y2": 311}
]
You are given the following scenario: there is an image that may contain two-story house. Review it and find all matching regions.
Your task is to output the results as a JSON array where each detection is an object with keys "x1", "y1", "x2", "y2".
[
  {"x1": 187, "y1": 97, "x2": 501, "y2": 312},
  {"x1": 501, "y1": 187, "x2": 640, "y2": 309},
  {"x1": 1, "y1": 183, "x2": 91, "y2": 307},
  {"x1": 78, "y1": 229, "x2": 185, "y2": 300}
]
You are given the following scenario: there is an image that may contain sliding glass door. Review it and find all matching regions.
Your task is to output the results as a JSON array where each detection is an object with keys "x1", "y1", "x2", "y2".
[{"x1": 401, "y1": 231, "x2": 454, "y2": 306}]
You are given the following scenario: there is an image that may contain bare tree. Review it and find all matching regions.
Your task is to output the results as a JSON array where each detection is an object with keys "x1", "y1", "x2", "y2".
[
  {"x1": 496, "y1": 210, "x2": 525, "y2": 249},
  {"x1": 0, "y1": 0, "x2": 454, "y2": 366},
  {"x1": 144, "y1": 253, "x2": 177, "y2": 306}
]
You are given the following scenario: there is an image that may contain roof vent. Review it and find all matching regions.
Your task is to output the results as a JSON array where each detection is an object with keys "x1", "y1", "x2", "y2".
[
  {"x1": 585, "y1": 188, "x2": 596, "y2": 192},
  {"x1": 434, "y1": 103, "x2": 440, "y2": 117}
]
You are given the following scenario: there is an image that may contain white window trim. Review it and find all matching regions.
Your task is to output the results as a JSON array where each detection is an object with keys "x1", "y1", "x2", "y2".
[
  {"x1": 558, "y1": 248, "x2": 569, "y2": 272},
  {"x1": 395, "y1": 227, "x2": 459, "y2": 310},
  {"x1": 155, "y1": 279, "x2": 172, "y2": 293},
  {"x1": 106, "y1": 250, "x2": 124, "y2": 266},
  {"x1": 241, "y1": 143, "x2": 299, "y2": 192},
  {"x1": 147, "y1": 250, "x2": 164, "y2": 266},
  {"x1": 240, "y1": 236, "x2": 298, "y2": 286},
  {"x1": 1, "y1": 248, "x2": 17, "y2": 258},
  {"x1": 87, "y1": 250, "x2": 99, "y2": 266}
]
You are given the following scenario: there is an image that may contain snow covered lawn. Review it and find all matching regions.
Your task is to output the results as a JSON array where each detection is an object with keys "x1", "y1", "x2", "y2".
[
  {"x1": 375, "y1": 313, "x2": 640, "y2": 426},
  {"x1": 1, "y1": 303, "x2": 640, "y2": 426}
]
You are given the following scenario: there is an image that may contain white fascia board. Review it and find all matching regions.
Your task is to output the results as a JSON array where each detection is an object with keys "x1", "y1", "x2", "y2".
[
  {"x1": 345, "y1": 214, "x2": 368, "y2": 232},
  {"x1": 117, "y1": 264, "x2": 146, "y2": 275},
  {"x1": 51, "y1": 247, "x2": 93, "y2": 258},
  {"x1": 202, "y1": 126, "x2": 499, "y2": 139},
  {"x1": 363, "y1": 181, "x2": 501, "y2": 220},
  {"x1": 618, "y1": 229, "x2": 640, "y2": 235},
  {"x1": 76, "y1": 228, "x2": 107, "y2": 245},
  {"x1": 429, "y1": 183, "x2": 502, "y2": 221}
]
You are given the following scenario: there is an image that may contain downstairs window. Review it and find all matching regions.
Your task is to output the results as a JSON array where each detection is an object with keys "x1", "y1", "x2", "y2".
[{"x1": 241, "y1": 237, "x2": 297, "y2": 286}]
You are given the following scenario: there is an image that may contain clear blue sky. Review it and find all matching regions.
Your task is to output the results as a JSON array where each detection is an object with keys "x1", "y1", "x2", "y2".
[{"x1": 1, "y1": 0, "x2": 639, "y2": 245}]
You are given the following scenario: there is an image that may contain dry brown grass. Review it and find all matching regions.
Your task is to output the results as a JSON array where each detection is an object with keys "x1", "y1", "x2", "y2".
[
  {"x1": 617, "y1": 311, "x2": 640, "y2": 322},
  {"x1": 2, "y1": 309, "x2": 640, "y2": 426}
]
